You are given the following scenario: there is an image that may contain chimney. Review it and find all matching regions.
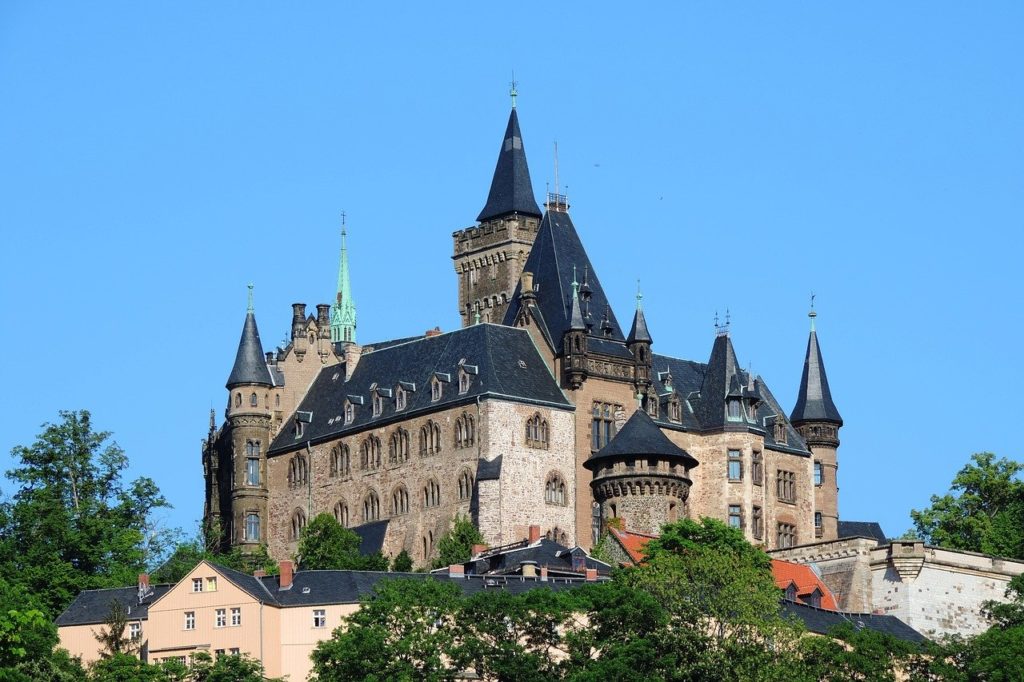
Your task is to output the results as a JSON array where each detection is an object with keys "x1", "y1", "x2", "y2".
[
  {"x1": 343, "y1": 343, "x2": 362, "y2": 380},
  {"x1": 253, "y1": 569, "x2": 266, "y2": 578},
  {"x1": 585, "y1": 568, "x2": 598, "y2": 582},
  {"x1": 138, "y1": 573, "x2": 149, "y2": 591},
  {"x1": 291, "y1": 303, "x2": 306, "y2": 340},
  {"x1": 528, "y1": 525, "x2": 541, "y2": 543},
  {"x1": 448, "y1": 564, "x2": 465, "y2": 579},
  {"x1": 471, "y1": 544, "x2": 488, "y2": 557},
  {"x1": 316, "y1": 303, "x2": 331, "y2": 332},
  {"x1": 425, "y1": 326, "x2": 443, "y2": 337},
  {"x1": 279, "y1": 560, "x2": 294, "y2": 589},
  {"x1": 520, "y1": 561, "x2": 537, "y2": 578},
  {"x1": 540, "y1": 566, "x2": 549, "y2": 582},
  {"x1": 520, "y1": 271, "x2": 535, "y2": 297}
]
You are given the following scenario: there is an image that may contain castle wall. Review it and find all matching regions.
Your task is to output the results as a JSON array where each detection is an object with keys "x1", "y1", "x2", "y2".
[{"x1": 770, "y1": 537, "x2": 879, "y2": 612}]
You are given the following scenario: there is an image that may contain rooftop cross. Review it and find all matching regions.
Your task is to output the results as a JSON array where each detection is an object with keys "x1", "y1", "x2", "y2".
[{"x1": 509, "y1": 73, "x2": 518, "y2": 109}]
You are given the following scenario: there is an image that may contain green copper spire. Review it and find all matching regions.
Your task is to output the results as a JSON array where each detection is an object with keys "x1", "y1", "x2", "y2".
[{"x1": 330, "y1": 215, "x2": 357, "y2": 344}]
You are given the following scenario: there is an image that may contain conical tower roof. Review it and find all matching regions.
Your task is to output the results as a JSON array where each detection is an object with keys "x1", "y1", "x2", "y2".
[
  {"x1": 691, "y1": 333, "x2": 743, "y2": 429},
  {"x1": 477, "y1": 108, "x2": 542, "y2": 222},
  {"x1": 627, "y1": 295, "x2": 652, "y2": 344},
  {"x1": 226, "y1": 306, "x2": 273, "y2": 388},
  {"x1": 790, "y1": 318, "x2": 842, "y2": 425},
  {"x1": 586, "y1": 410, "x2": 698, "y2": 469}
]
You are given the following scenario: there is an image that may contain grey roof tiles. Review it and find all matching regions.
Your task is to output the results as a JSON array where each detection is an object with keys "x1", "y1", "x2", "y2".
[
  {"x1": 477, "y1": 109, "x2": 542, "y2": 222},
  {"x1": 226, "y1": 311, "x2": 274, "y2": 387},
  {"x1": 790, "y1": 329, "x2": 843, "y2": 425}
]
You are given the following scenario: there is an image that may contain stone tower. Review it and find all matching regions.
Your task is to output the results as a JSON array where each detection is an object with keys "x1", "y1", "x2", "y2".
[
  {"x1": 223, "y1": 287, "x2": 274, "y2": 550},
  {"x1": 626, "y1": 290, "x2": 654, "y2": 402},
  {"x1": 452, "y1": 97, "x2": 543, "y2": 326},
  {"x1": 790, "y1": 307, "x2": 843, "y2": 541},
  {"x1": 585, "y1": 410, "x2": 699, "y2": 536}
]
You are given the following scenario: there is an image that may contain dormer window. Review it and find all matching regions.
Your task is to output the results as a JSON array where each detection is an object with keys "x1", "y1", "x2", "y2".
[
  {"x1": 806, "y1": 588, "x2": 822, "y2": 608},
  {"x1": 372, "y1": 394, "x2": 383, "y2": 417},
  {"x1": 785, "y1": 583, "x2": 797, "y2": 602},
  {"x1": 431, "y1": 377, "x2": 442, "y2": 402},
  {"x1": 344, "y1": 401, "x2": 354, "y2": 425},
  {"x1": 458, "y1": 370, "x2": 470, "y2": 394},
  {"x1": 668, "y1": 397, "x2": 682, "y2": 423},
  {"x1": 727, "y1": 399, "x2": 742, "y2": 421},
  {"x1": 294, "y1": 420, "x2": 304, "y2": 439},
  {"x1": 396, "y1": 386, "x2": 407, "y2": 411},
  {"x1": 774, "y1": 418, "x2": 788, "y2": 444}
]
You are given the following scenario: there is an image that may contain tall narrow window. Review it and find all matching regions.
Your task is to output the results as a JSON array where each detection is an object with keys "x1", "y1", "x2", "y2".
[
  {"x1": 814, "y1": 512, "x2": 823, "y2": 537},
  {"x1": 364, "y1": 491, "x2": 380, "y2": 522},
  {"x1": 250, "y1": 392, "x2": 258, "y2": 407},
  {"x1": 215, "y1": 609, "x2": 226, "y2": 628},
  {"x1": 431, "y1": 377, "x2": 442, "y2": 402},
  {"x1": 458, "y1": 470, "x2": 474, "y2": 501},
  {"x1": 813, "y1": 461, "x2": 823, "y2": 486},
  {"x1": 423, "y1": 479, "x2": 441, "y2": 508},
  {"x1": 392, "y1": 486, "x2": 409, "y2": 515},
  {"x1": 751, "y1": 451, "x2": 763, "y2": 486},
  {"x1": 245, "y1": 512, "x2": 260, "y2": 541},
  {"x1": 291, "y1": 509, "x2": 307, "y2": 540},
  {"x1": 727, "y1": 398, "x2": 742, "y2": 421},
  {"x1": 728, "y1": 504, "x2": 743, "y2": 529},
  {"x1": 230, "y1": 607, "x2": 241, "y2": 626},
  {"x1": 727, "y1": 449, "x2": 743, "y2": 481},
  {"x1": 184, "y1": 611, "x2": 195, "y2": 630},
  {"x1": 752, "y1": 506, "x2": 764, "y2": 540},
  {"x1": 396, "y1": 387, "x2": 407, "y2": 411},
  {"x1": 545, "y1": 472, "x2": 568, "y2": 506},
  {"x1": 333, "y1": 500, "x2": 349, "y2": 527},
  {"x1": 591, "y1": 402, "x2": 619, "y2": 450},
  {"x1": 246, "y1": 456, "x2": 259, "y2": 486},
  {"x1": 776, "y1": 470, "x2": 796, "y2": 503}
]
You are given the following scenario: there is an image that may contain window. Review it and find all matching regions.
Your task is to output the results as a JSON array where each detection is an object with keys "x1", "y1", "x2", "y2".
[
  {"x1": 458, "y1": 370, "x2": 470, "y2": 394},
  {"x1": 129, "y1": 622, "x2": 141, "y2": 640},
  {"x1": 361, "y1": 436, "x2": 382, "y2": 470},
  {"x1": 455, "y1": 414, "x2": 475, "y2": 448},
  {"x1": 184, "y1": 611, "x2": 195, "y2": 630},
  {"x1": 776, "y1": 470, "x2": 796, "y2": 503},
  {"x1": 363, "y1": 491, "x2": 381, "y2": 522},
  {"x1": 423, "y1": 479, "x2": 441, "y2": 508},
  {"x1": 814, "y1": 512, "x2": 823, "y2": 537},
  {"x1": 396, "y1": 387, "x2": 407, "y2": 411},
  {"x1": 778, "y1": 523, "x2": 797, "y2": 548},
  {"x1": 806, "y1": 589, "x2": 822, "y2": 608},
  {"x1": 813, "y1": 461, "x2": 823, "y2": 486},
  {"x1": 206, "y1": 577, "x2": 217, "y2": 592},
  {"x1": 231, "y1": 607, "x2": 241, "y2": 626},
  {"x1": 545, "y1": 472, "x2": 567, "y2": 506},
  {"x1": 751, "y1": 452, "x2": 763, "y2": 486},
  {"x1": 229, "y1": 648, "x2": 240, "y2": 656},
  {"x1": 752, "y1": 506, "x2": 764, "y2": 540},
  {"x1": 331, "y1": 444, "x2": 351, "y2": 477},
  {"x1": 192, "y1": 578, "x2": 203, "y2": 593},
  {"x1": 250, "y1": 392, "x2": 258, "y2": 407},
  {"x1": 246, "y1": 447, "x2": 260, "y2": 486},
  {"x1": 235, "y1": 393, "x2": 241, "y2": 407},
  {"x1": 314, "y1": 609, "x2": 327, "y2": 628},
  {"x1": 389, "y1": 429, "x2": 410, "y2": 464},
  {"x1": 785, "y1": 583, "x2": 797, "y2": 602},
  {"x1": 291, "y1": 509, "x2": 307, "y2": 540},
  {"x1": 345, "y1": 401, "x2": 354, "y2": 424},
  {"x1": 245, "y1": 512, "x2": 260, "y2": 541},
  {"x1": 727, "y1": 449, "x2": 743, "y2": 481},
  {"x1": 372, "y1": 394, "x2": 383, "y2": 417},
  {"x1": 275, "y1": 394, "x2": 280, "y2": 407},
  {"x1": 591, "y1": 402, "x2": 619, "y2": 450},
  {"x1": 215, "y1": 649, "x2": 224, "y2": 658},
  {"x1": 333, "y1": 500, "x2": 349, "y2": 526},
  {"x1": 215, "y1": 608, "x2": 226, "y2": 628},
  {"x1": 727, "y1": 398, "x2": 742, "y2": 421},
  {"x1": 288, "y1": 455, "x2": 308, "y2": 488},
  {"x1": 431, "y1": 377, "x2": 442, "y2": 402},
  {"x1": 392, "y1": 486, "x2": 410, "y2": 515},
  {"x1": 419, "y1": 421, "x2": 442, "y2": 456},
  {"x1": 728, "y1": 504, "x2": 743, "y2": 529},
  {"x1": 526, "y1": 413, "x2": 549, "y2": 448},
  {"x1": 774, "y1": 418, "x2": 788, "y2": 444},
  {"x1": 457, "y1": 470, "x2": 474, "y2": 501},
  {"x1": 668, "y1": 397, "x2": 682, "y2": 423}
]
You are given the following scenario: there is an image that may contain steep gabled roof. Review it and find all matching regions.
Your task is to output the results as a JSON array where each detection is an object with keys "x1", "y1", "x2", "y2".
[
  {"x1": 226, "y1": 311, "x2": 274, "y2": 388},
  {"x1": 689, "y1": 334, "x2": 743, "y2": 430},
  {"x1": 627, "y1": 305, "x2": 652, "y2": 344},
  {"x1": 503, "y1": 210, "x2": 625, "y2": 346},
  {"x1": 608, "y1": 527, "x2": 657, "y2": 564},
  {"x1": 772, "y1": 559, "x2": 838, "y2": 610},
  {"x1": 269, "y1": 324, "x2": 572, "y2": 454},
  {"x1": 477, "y1": 109, "x2": 542, "y2": 222},
  {"x1": 790, "y1": 327, "x2": 843, "y2": 426},
  {"x1": 55, "y1": 584, "x2": 172, "y2": 627},
  {"x1": 586, "y1": 410, "x2": 698, "y2": 469}
]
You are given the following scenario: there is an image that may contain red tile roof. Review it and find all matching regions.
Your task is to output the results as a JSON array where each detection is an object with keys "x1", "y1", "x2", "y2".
[
  {"x1": 608, "y1": 527, "x2": 657, "y2": 564},
  {"x1": 771, "y1": 559, "x2": 838, "y2": 610}
]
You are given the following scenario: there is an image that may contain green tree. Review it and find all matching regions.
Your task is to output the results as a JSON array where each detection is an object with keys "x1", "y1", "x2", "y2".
[
  {"x1": 311, "y1": 578, "x2": 462, "y2": 681},
  {"x1": 0, "y1": 411, "x2": 173, "y2": 615},
  {"x1": 910, "y1": 452, "x2": 1024, "y2": 558},
  {"x1": 93, "y1": 600, "x2": 138, "y2": 659},
  {"x1": 188, "y1": 651, "x2": 283, "y2": 682},
  {"x1": 297, "y1": 513, "x2": 386, "y2": 571},
  {"x1": 431, "y1": 515, "x2": 484, "y2": 569},
  {"x1": 391, "y1": 549, "x2": 413, "y2": 572}
]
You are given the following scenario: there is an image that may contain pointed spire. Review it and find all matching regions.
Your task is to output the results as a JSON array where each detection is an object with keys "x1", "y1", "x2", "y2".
[
  {"x1": 330, "y1": 214, "x2": 357, "y2": 344},
  {"x1": 790, "y1": 306, "x2": 843, "y2": 426},
  {"x1": 569, "y1": 267, "x2": 585, "y2": 331},
  {"x1": 477, "y1": 107, "x2": 542, "y2": 222},
  {"x1": 627, "y1": 281, "x2": 653, "y2": 344},
  {"x1": 227, "y1": 287, "x2": 273, "y2": 388}
]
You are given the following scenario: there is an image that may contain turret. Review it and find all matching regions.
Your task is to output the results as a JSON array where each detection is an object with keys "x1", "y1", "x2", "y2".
[
  {"x1": 627, "y1": 286, "x2": 653, "y2": 391},
  {"x1": 790, "y1": 305, "x2": 843, "y2": 540},
  {"x1": 224, "y1": 285, "x2": 273, "y2": 551},
  {"x1": 563, "y1": 270, "x2": 588, "y2": 389},
  {"x1": 331, "y1": 220, "x2": 357, "y2": 344}
]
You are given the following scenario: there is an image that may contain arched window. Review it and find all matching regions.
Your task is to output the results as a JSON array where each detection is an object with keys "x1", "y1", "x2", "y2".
[
  {"x1": 392, "y1": 486, "x2": 409, "y2": 515},
  {"x1": 421, "y1": 421, "x2": 441, "y2": 455},
  {"x1": 333, "y1": 500, "x2": 349, "y2": 527},
  {"x1": 431, "y1": 377, "x2": 442, "y2": 402},
  {"x1": 245, "y1": 512, "x2": 260, "y2": 542},
  {"x1": 423, "y1": 479, "x2": 441, "y2": 508},
  {"x1": 345, "y1": 402, "x2": 354, "y2": 425},
  {"x1": 288, "y1": 455, "x2": 308, "y2": 488},
  {"x1": 330, "y1": 444, "x2": 351, "y2": 478},
  {"x1": 419, "y1": 426, "x2": 428, "y2": 456},
  {"x1": 455, "y1": 418, "x2": 465, "y2": 448},
  {"x1": 290, "y1": 509, "x2": 307, "y2": 540},
  {"x1": 275, "y1": 394, "x2": 280, "y2": 407},
  {"x1": 457, "y1": 470, "x2": 474, "y2": 501},
  {"x1": 388, "y1": 429, "x2": 409, "y2": 464},
  {"x1": 545, "y1": 472, "x2": 568, "y2": 506},
  {"x1": 432, "y1": 422, "x2": 441, "y2": 454},
  {"x1": 546, "y1": 527, "x2": 568, "y2": 545},
  {"x1": 455, "y1": 413, "x2": 475, "y2": 448},
  {"x1": 396, "y1": 386, "x2": 407, "y2": 411},
  {"x1": 363, "y1": 490, "x2": 380, "y2": 522},
  {"x1": 360, "y1": 436, "x2": 381, "y2": 470},
  {"x1": 526, "y1": 413, "x2": 548, "y2": 448},
  {"x1": 250, "y1": 392, "x2": 258, "y2": 407}
]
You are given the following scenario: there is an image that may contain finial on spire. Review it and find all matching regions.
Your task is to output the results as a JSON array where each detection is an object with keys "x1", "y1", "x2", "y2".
[
  {"x1": 474, "y1": 304, "x2": 482, "y2": 326},
  {"x1": 636, "y1": 280, "x2": 643, "y2": 311},
  {"x1": 510, "y1": 72, "x2": 518, "y2": 109},
  {"x1": 571, "y1": 265, "x2": 579, "y2": 295},
  {"x1": 247, "y1": 283, "x2": 254, "y2": 313},
  {"x1": 341, "y1": 210, "x2": 347, "y2": 237},
  {"x1": 714, "y1": 308, "x2": 731, "y2": 337},
  {"x1": 809, "y1": 291, "x2": 817, "y2": 332}
]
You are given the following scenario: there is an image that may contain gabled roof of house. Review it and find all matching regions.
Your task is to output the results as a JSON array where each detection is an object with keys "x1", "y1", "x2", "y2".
[
  {"x1": 782, "y1": 600, "x2": 926, "y2": 643},
  {"x1": 772, "y1": 559, "x2": 838, "y2": 610},
  {"x1": 607, "y1": 527, "x2": 657, "y2": 564},
  {"x1": 55, "y1": 584, "x2": 173, "y2": 627},
  {"x1": 445, "y1": 537, "x2": 611, "y2": 578},
  {"x1": 269, "y1": 323, "x2": 571, "y2": 454}
]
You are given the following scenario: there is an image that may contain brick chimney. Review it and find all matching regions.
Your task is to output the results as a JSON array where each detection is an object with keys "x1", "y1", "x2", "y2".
[
  {"x1": 138, "y1": 573, "x2": 149, "y2": 591},
  {"x1": 585, "y1": 568, "x2": 598, "y2": 582},
  {"x1": 471, "y1": 544, "x2": 488, "y2": 557},
  {"x1": 540, "y1": 566, "x2": 549, "y2": 582},
  {"x1": 425, "y1": 326, "x2": 443, "y2": 337},
  {"x1": 279, "y1": 560, "x2": 294, "y2": 589},
  {"x1": 528, "y1": 525, "x2": 541, "y2": 543},
  {"x1": 448, "y1": 564, "x2": 465, "y2": 579}
]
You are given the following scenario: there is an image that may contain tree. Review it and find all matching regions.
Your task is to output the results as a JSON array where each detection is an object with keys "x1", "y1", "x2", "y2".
[
  {"x1": 93, "y1": 600, "x2": 138, "y2": 659},
  {"x1": 297, "y1": 513, "x2": 386, "y2": 571},
  {"x1": 910, "y1": 452, "x2": 1024, "y2": 559},
  {"x1": 0, "y1": 411, "x2": 173, "y2": 615},
  {"x1": 187, "y1": 651, "x2": 284, "y2": 682},
  {"x1": 311, "y1": 578, "x2": 462, "y2": 681},
  {"x1": 391, "y1": 549, "x2": 413, "y2": 572},
  {"x1": 431, "y1": 515, "x2": 484, "y2": 569}
]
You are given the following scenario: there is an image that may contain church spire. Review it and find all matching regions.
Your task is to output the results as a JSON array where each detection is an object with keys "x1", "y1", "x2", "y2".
[
  {"x1": 476, "y1": 101, "x2": 542, "y2": 223},
  {"x1": 627, "y1": 282, "x2": 652, "y2": 344},
  {"x1": 790, "y1": 305, "x2": 843, "y2": 426},
  {"x1": 226, "y1": 286, "x2": 273, "y2": 388},
  {"x1": 330, "y1": 215, "x2": 357, "y2": 344}
]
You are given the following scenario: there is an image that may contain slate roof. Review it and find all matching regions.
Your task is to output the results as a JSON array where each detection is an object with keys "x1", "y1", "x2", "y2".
[
  {"x1": 502, "y1": 210, "x2": 626, "y2": 347},
  {"x1": 837, "y1": 521, "x2": 888, "y2": 544},
  {"x1": 476, "y1": 455, "x2": 503, "y2": 481},
  {"x1": 586, "y1": 410, "x2": 699, "y2": 469},
  {"x1": 448, "y1": 538, "x2": 612, "y2": 577},
  {"x1": 268, "y1": 324, "x2": 571, "y2": 454},
  {"x1": 226, "y1": 311, "x2": 274, "y2": 388},
  {"x1": 477, "y1": 108, "x2": 542, "y2": 222},
  {"x1": 782, "y1": 600, "x2": 926, "y2": 643},
  {"x1": 626, "y1": 306, "x2": 652, "y2": 344},
  {"x1": 55, "y1": 584, "x2": 172, "y2": 627},
  {"x1": 790, "y1": 328, "x2": 843, "y2": 425},
  {"x1": 353, "y1": 519, "x2": 389, "y2": 554}
]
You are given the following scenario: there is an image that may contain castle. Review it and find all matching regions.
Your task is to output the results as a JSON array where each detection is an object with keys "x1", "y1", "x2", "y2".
[{"x1": 202, "y1": 98, "x2": 845, "y2": 564}]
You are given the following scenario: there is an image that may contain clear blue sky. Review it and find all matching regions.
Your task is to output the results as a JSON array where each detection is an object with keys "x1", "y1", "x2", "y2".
[{"x1": 2, "y1": 3, "x2": 1021, "y2": 542}]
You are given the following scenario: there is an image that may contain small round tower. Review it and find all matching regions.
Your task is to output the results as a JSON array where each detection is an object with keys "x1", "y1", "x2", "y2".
[{"x1": 585, "y1": 410, "x2": 699, "y2": 536}]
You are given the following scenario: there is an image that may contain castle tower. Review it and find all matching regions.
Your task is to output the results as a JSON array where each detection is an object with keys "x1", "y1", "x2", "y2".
[
  {"x1": 330, "y1": 222, "x2": 357, "y2": 344},
  {"x1": 626, "y1": 287, "x2": 653, "y2": 396},
  {"x1": 586, "y1": 410, "x2": 699, "y2": 536},
  {"x1": 453, "y1": 88, "x2": 543, "y2": 326},
  {"x1": 563, "y1": 272, "x2": 589, "y2": 389},
  {"x1": 224, "y1": 286, "x2": 274, "y2": 550},
  {"x1": 790, "y1": 306, "x2": 843, "y2": 541}
]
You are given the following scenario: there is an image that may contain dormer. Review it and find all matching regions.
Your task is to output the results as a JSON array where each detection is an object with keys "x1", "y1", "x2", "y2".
[
  {"x1": 457, "y1": 363, "x2": 478, "y2": 394},
  {"x1": 395, "y1": 382, "x2": 413, "y2": 411},
  {"x1": 432, "y1": 372, "x2": 451, "y2": 402},
  {"x1": 293, "y1": 410, "x2": 312, "y2": 439}
]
